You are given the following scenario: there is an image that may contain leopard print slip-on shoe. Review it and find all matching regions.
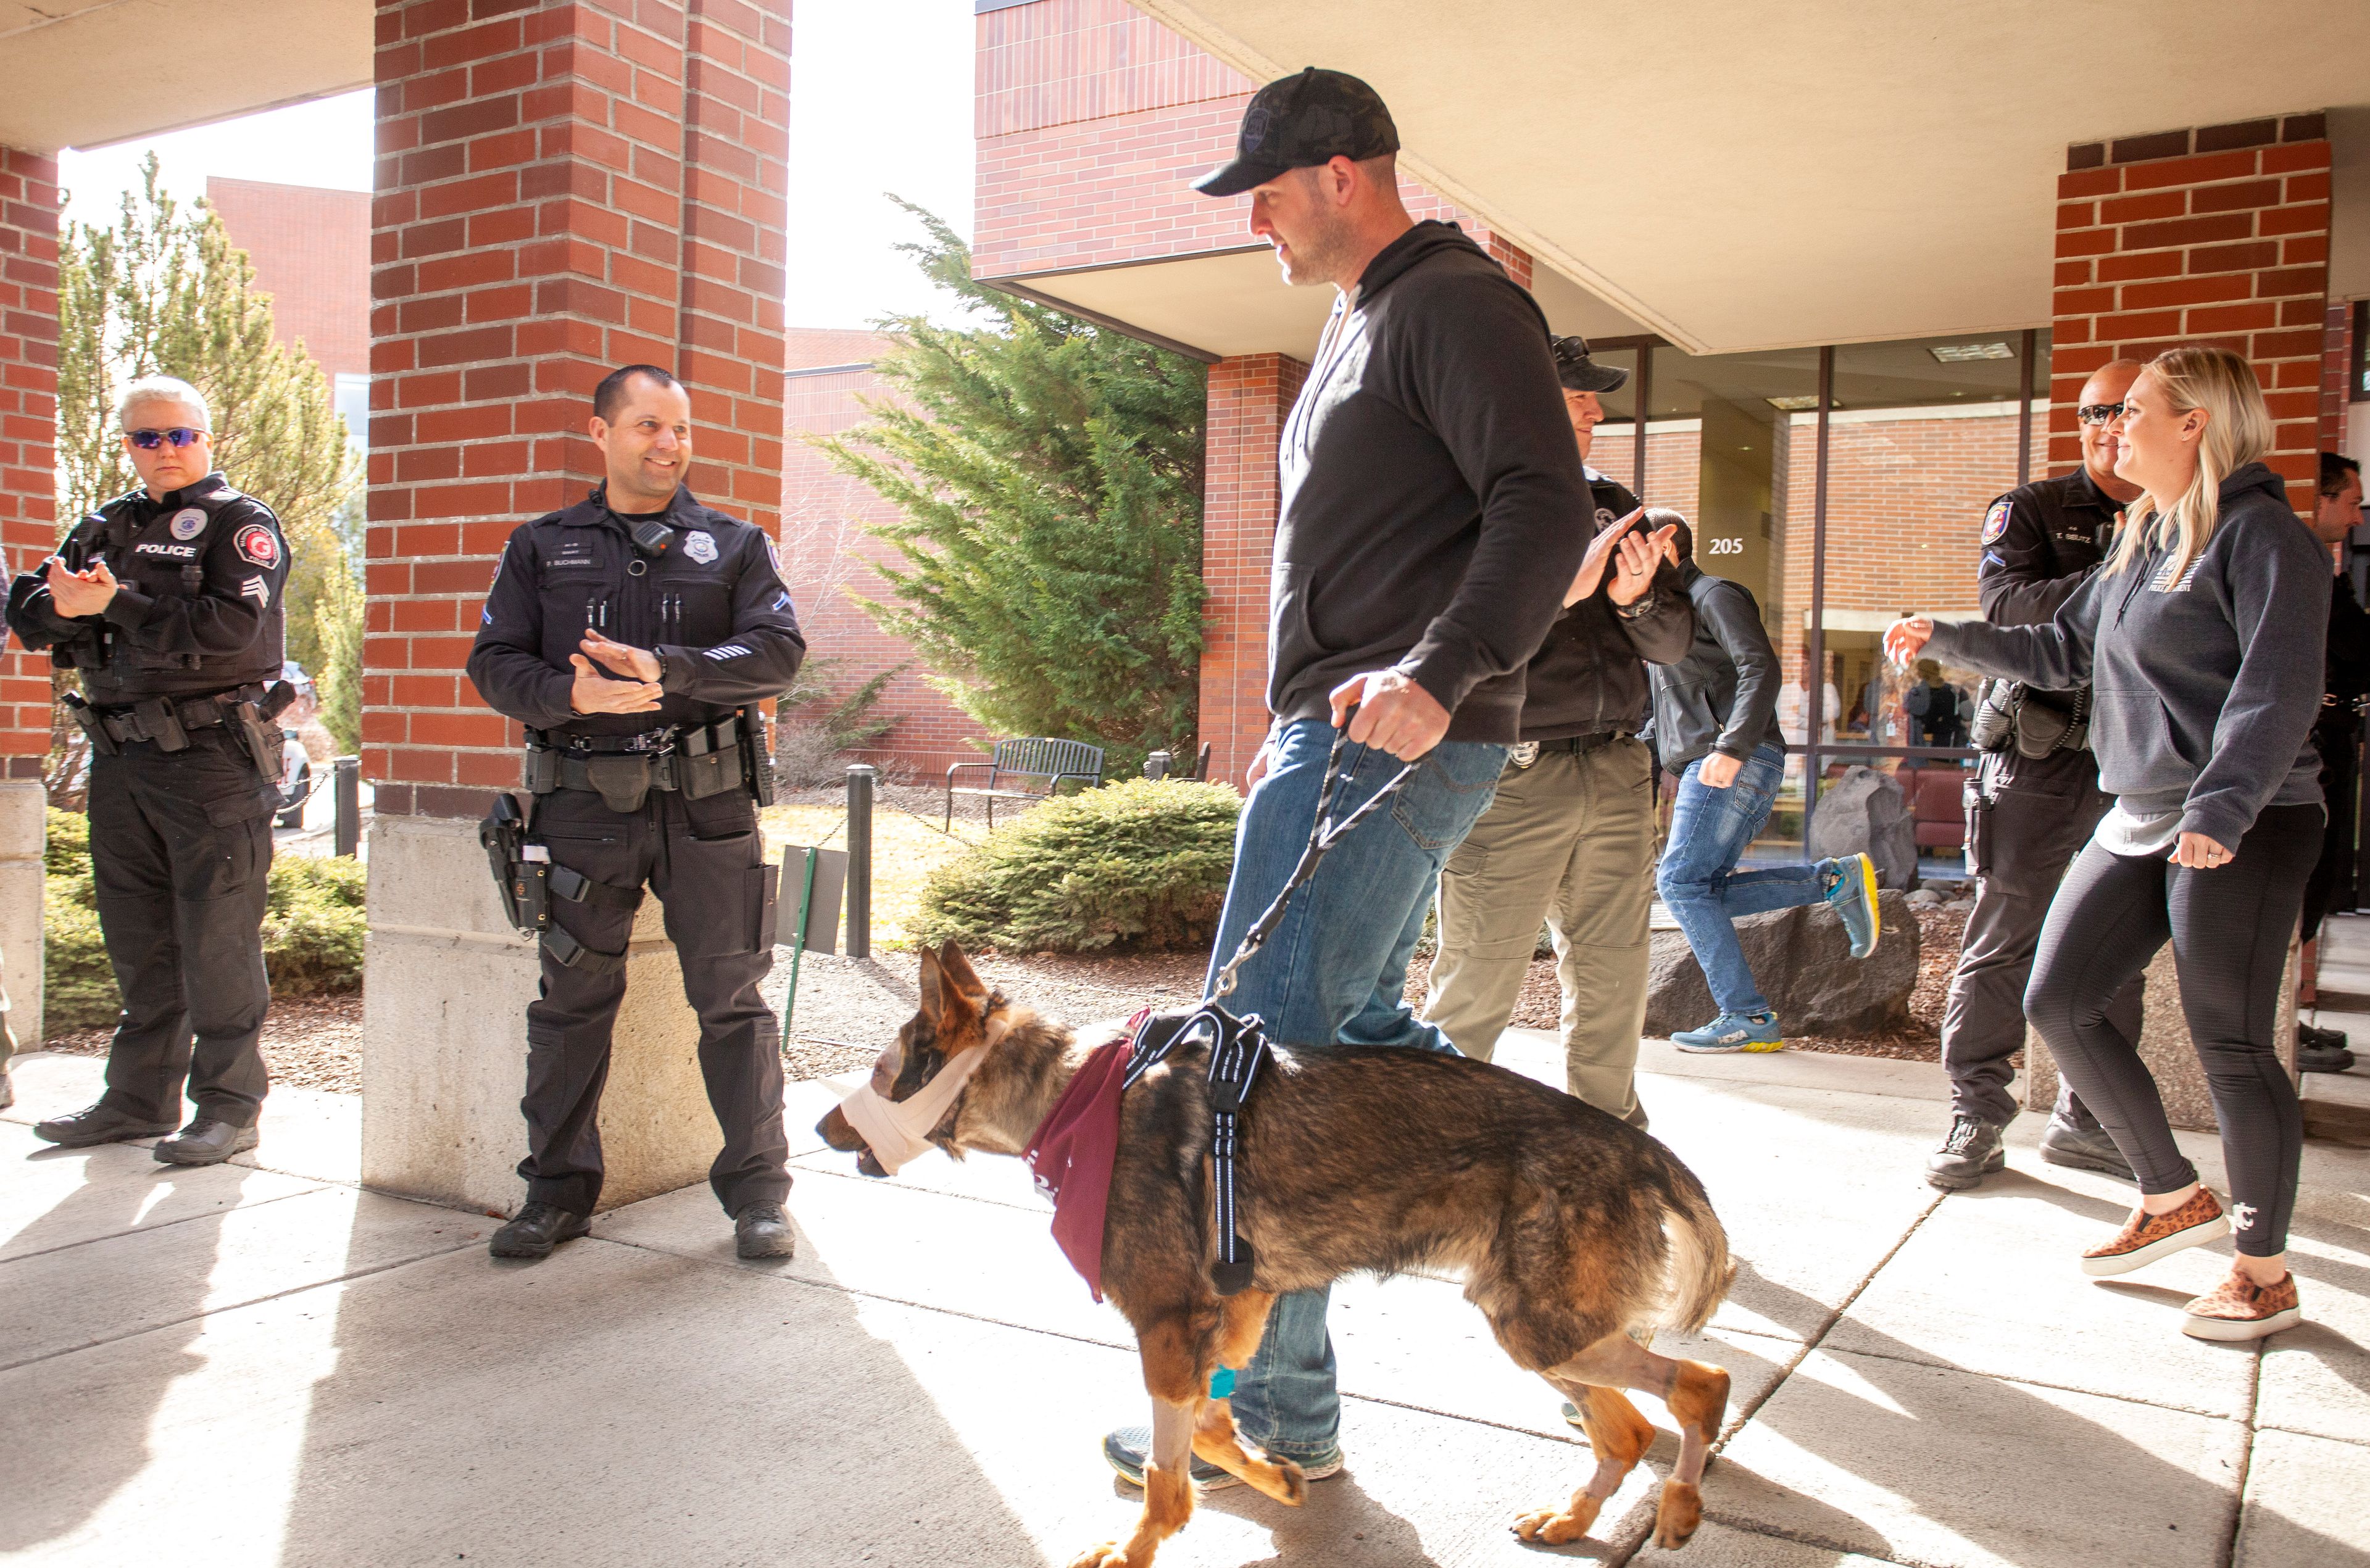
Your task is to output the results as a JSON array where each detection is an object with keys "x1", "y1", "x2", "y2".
[
  {"x1": 2181, "y1": 1267, "x2": 2301, "y2": 1342},
  {"x1": 2080, "y1": 1188, "x2": 2228, "y2": 1277}
]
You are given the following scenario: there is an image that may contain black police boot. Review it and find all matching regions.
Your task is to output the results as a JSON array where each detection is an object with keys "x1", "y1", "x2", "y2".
[
  {"x1": 734, "y1": 1200, "x2": 796, "y2": 1259},
  {"x1": 2300, "y1": 1019, "x2": 2351, "y2": 1052},
  {"x1": 2039, "y1": 1118, "x2": 2135, "y2": 1180},
  {"x1": 2298, "y1": 1037, "x2": 2358, "y2": 1074},
  {"x1": 1924, "y1": 1115, "x2": 2006, "y2": 1192},
  {"x1": 34, "y1": 1098, "x2": 180, "y2": 1148},
  {"x1": 489, "y1": 1200, "x2": 591, "y2": 1260},
  {"x1": 153, "y1": 1118, "x2": 260, "y2": 1166}
]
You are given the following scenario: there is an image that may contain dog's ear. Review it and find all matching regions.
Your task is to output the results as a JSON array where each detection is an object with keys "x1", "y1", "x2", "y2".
[
  {"x1": 937, "y1": 940, "x2": 988, "y2": 1002},
  {"x1": 918, "y1": 946, "x2": 946, "y2": 1024}
]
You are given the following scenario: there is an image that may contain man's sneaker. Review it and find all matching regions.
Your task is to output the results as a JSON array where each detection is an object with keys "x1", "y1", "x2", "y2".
[
  {"x1": 1671, "y1": 1013, "x2": 1784, "y2": 1053},
  {"x1": 152, "y1": 1118, "x2": 259, "y2": 1166},
  {"x1": 33, "y1": 1100, "x2": 179, "y2": 1148},
  {"x1": 1102, "y1": 1425, "x2": 1342, "y2": 1491},
  {"x1": 1924, "y1": 1115, "x2": 2006, "y2": 1191},
  {"x1": 733, "y1": 1200, "x2": 796, "y2": 1259},
  {"x1": 2298, "y1": 1039, "x2": 2356, "y2": 1074},
  {"x1": 1823, "y1": 853, "x2": 1881, "y2": 958},
  {"x1": 2181, "y1": 1267, "x2": 2302, "y2": 1341},
  {"x1": 2038, "y1": 1118, "x2": 2135, "y2": 1180},
  {"x1": 489, "y1": 1200, "x2": 591, "y2": 1260},
  {"x1": 2299, "y1": 1019, "x2": 2350, "y2": 1052},
  {"x1": 2081, "y1": 1188, "x2": 2228, "y2": 1277}
]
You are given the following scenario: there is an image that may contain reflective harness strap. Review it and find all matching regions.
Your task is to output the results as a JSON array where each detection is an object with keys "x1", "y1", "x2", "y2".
[{"x1": 1123, "y1": 708, "x2": 1422, "y2": 1296}]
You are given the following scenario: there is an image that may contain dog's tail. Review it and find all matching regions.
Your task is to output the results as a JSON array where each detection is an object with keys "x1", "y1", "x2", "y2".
[{"x1": 1654, "y1": 1159, "x2": 1734, "y2": 1335}]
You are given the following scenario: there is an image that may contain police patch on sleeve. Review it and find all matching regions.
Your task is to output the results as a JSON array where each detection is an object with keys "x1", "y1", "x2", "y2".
[
  {"x1": 684, "y1": 530, "x2": 718, "y2": 565},
  {"x1": 765, "y1": 536, "x2": 782, "y2": 573},
  {"x1": 170, "y1": 507, "x2": 207, "y2": 541},
  {"x1": 235, "y1": 523, "x2": 280, "y2": 568},
  {"x1": 1981, "y1": 499, "x2": 2013, "y2": 545}
]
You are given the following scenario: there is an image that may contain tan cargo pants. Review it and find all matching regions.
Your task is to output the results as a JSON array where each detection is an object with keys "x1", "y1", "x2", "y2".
[{"x1": 1422, "y1": 738, "x2": 1657, "y2": 1127}]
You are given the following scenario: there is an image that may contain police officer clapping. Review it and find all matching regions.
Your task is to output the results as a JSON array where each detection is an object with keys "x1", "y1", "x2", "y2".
[
  {"x1": 467, "y1": 364, "x2": 807, "y2": 1262},
  {"x1": 9, "y1": 375, "x2": 294, "y2": 1165}
]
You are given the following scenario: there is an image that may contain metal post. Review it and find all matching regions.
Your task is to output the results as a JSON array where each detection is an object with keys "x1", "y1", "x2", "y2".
[
  {"x1": 782, "y1": 845, "x2": 820, "y2": 1043},
  {"x1": 333, "y1": 755, "x2": 360, "y2": 858},
  {"x1": 845, "y1": 763, "x2": 875, "y2": 960},
  {"x1": 2015, "y1": 326, "x2": 2037, "y2": 486},
  {"x1": 1144, "y1": 750, "x2": 1171, "y2": 781},
  {"x1": 1803, "y1": 345, "x2": 1836, "y2": 847}
]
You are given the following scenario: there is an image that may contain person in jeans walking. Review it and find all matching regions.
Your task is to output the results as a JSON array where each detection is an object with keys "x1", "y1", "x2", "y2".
[
  {"x1": 1099, "y1": 68, "x2": 1593, "y2": 1492},
  {"x1": 1647, "y1": 512, "x2": 1879, "y2": 1052},
  {"x1": 1888, "y1": 346, "x2": 2328, "y2": 1340}
]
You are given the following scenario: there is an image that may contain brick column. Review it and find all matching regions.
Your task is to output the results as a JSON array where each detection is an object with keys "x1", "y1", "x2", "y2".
[
  {"x1": 1198, "y1": 352, "x2": 1305, "y2": 786},
  {"x1": 368, "y1": 0, "x2": 789, "y2": 819},
  {"x1": 0, "y1": 147, "x2": 59, "y2": 1042},
  {"x1": 363, "y1": 0, "x2": 790, "y2": 1214},
  {"x1": 2053, "y1": 115, "x2": 2330, "y2": 510}
]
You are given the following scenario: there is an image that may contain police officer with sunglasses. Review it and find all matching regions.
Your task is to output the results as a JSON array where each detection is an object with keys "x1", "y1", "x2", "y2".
[
  {"x1": 7, "y1": 375, "x2": 294, "y2": 1165},
  {"x1": 467, "y1": 363, "x2": 806, "y2": 1263},
  {"x1": 1925, "y1": 358, "x2": 2146, "y2": 1191}
]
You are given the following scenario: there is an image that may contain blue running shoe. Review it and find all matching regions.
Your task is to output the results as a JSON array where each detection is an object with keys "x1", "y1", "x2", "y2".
[
  {"x1": 1672, "y1": 1013, "x2": 1785, "y2": 1053},
  {"x1": 1824, "y1": 852, "x2": 1880, "y2": 958}
]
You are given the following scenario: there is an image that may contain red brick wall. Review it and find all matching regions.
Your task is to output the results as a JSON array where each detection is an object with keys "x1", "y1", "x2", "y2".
[
  {"x1": 2054, "y1": 117, "x2": 2330, "y2": 511},
  {"x1": 207, "y1": 178, "x2": 371, "y2": 383},
  {"x1": 368, "y1": 0, "x2": 791, "y2": 817},
  {"x1": 778, "y1": 331, "x2": 981, "y2": 779},
  {"x1": 2321, "y1": 299, "x2": 2351, "y2": 454},
  {"x1": 0, "y1": 149, "x2": 59, "y2": 771},
  {"x1": 1197, "y1": 352, "x2": 1304, "y2": 784},
  {"x1": 974, "y1": 0, "x2": 1518, "y2": 283}
]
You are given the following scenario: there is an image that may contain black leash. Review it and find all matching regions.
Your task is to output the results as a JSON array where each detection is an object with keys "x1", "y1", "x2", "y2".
[{"x1": 1124, "y1": 708, "x2": 1423, "y2": 1294}]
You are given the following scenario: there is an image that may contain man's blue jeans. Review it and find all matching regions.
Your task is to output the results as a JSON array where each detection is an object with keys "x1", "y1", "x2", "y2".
[
  {"x1": 1204, "y1": 718, "x2": 1507, "y2": 1462},
  {"x1": 1656, "y1": 742, "x2": 1832, "y2": 1019}
]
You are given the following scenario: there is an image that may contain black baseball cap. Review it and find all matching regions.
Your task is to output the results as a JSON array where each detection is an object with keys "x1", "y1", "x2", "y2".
[
  {"x1": 1552, "y1": 334, "x2": 1630, "y2": 395},
  {"x1": 1192, "y1": 68, "x2": 1400, "y2": 198}
]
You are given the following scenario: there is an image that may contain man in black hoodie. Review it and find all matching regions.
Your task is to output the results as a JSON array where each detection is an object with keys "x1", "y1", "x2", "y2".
[{"x1": 1100, "y1": 68, "x2": 1593, "y2": 1497}]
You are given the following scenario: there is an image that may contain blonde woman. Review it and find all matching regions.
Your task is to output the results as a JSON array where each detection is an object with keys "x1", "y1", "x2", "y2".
[{"x1": 1886, "y1": 346, "x2": 2327, "y2": 1340}]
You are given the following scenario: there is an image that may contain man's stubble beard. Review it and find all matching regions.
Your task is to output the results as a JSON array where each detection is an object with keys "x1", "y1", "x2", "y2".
[{"x1": 1282, "y1": 193, "x2": 1357, "y2": 288}]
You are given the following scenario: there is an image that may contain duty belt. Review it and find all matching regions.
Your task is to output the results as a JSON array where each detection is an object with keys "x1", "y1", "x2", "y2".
[
  {"x1": 522, "y1": 719, "x2": 749, "y2": 811},
  {"x1": 93, "y1": 685, "x2": 262, "y2": 746}
]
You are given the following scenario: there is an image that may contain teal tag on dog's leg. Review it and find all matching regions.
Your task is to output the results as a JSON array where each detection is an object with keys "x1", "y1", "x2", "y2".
[{"x1": 1208, "y1": 1367, "x2": 1236, "y2": 1400}]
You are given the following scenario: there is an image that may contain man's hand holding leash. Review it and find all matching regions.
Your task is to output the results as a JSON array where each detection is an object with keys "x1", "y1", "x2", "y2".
[{"x1": 1328, "y1": 669, "x2": 1450, "y2": 760}]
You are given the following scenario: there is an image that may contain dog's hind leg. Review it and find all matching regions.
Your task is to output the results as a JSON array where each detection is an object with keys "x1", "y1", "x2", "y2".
[
  {"x1": 1070, "y1": 1321, "x2": 1202, "y2": 1568},
  {"x1": 1187, "y1": 1292, "x2": 1308, "y2": 1506},
  {"x1": 1511, "y1": 1384, "x2": 1656, "y2": 1546},
  {"x1": 1537, "y1": 1330, "x2": 1731, "y2": 1551}
]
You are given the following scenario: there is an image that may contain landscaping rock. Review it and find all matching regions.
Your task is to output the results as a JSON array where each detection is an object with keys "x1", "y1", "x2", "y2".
[
  {"x1": 1807, "y1": 766, "x2": 1918, "y2": 889},
  {"x1": 1645, "y1": 888, "x2": 1920, "y2": 1037},
  {"x1": 1906, "y1": 888, "x2": 1943, "y2": 908}
]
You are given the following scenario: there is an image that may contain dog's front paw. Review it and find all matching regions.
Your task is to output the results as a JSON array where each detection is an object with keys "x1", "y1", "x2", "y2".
[
  {"x1": 1653, "y1": 1480, "x2": 1703, "y2": 1549},
  {"x1": 1511, "y1": 1496, "x2": 1602, "y2": 1546},
  {"x1": 1066, "y1": 1544, "x2": 1132, "y2": 1568}
]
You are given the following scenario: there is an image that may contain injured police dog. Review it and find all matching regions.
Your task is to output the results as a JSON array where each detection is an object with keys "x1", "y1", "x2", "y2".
[{"x1": 818, "y1": 941, "x2": 1736, "y2": 1566}]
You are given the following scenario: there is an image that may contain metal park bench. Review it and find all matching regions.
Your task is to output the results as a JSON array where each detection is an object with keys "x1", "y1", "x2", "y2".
[{"x1": 944, "y1": 737, "x2": 1105, "y2": 830}]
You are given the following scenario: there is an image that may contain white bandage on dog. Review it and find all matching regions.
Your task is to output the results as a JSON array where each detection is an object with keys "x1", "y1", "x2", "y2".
[{"x1": 836, "y1": 1046, "x2": 989, "y2": 1175}]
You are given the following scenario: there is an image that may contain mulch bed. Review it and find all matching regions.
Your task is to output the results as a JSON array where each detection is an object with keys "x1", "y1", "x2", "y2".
[{"x1": 44, "y1": 992, "x2": 364, "y2": 1094}]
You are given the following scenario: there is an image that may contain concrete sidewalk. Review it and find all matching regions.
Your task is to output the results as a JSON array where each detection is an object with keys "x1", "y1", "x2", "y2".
[{"x1": 5, "y1": 1037, "x2": 2368, "y2": 1568}]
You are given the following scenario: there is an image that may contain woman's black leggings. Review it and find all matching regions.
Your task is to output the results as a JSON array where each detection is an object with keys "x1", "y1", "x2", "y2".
[{"x1": 2025, "y1": 803, "x2": 2322, "y2": 1257}]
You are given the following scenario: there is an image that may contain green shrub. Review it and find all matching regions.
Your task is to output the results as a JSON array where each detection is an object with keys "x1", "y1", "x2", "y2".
[
  {"x1": 914, "y1": 778, "x2": 1239, "y2": 953},
  {"x1": 42, "y1": 813, "x2": 367, "y2": 1028}
]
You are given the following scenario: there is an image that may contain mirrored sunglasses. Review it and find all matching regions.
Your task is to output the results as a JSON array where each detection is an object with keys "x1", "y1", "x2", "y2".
[
  {"x1": 127, "y1": 427, "x2": 207, "y2": 449},
  {"x1": 2076, "y1": 402, "x2": 2126, "y2": 427}
]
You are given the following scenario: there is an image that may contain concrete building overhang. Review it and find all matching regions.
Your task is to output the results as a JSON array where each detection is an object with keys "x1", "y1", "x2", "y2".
[
  {"x1": 0, "y1": 0, "x2": 370, "y2": 152},
  {"x1": 1000, "y1": 0, "x2": 2370, "y2": 360}
]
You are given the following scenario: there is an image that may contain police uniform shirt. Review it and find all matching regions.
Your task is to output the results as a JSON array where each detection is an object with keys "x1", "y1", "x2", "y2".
[
  {"x1": 1976, "y1": 466, "x2": 2122, "y2": 633},
  {"x1": 6, "y1": 473, "x2": 289, "y2": 704},
  {"x1": 467, "y1": 483, "x2": 806, "y2": 736}
]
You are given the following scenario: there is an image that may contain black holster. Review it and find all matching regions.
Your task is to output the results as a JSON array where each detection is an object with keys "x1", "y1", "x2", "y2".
[
  {"x1": 480, "y1": 794, "x2": 546, "y2": 935},
  {"x1": 739, "y1": 707, "x2": 775, "y2": 807},
  {"x1": 60, "y1": 692, "x2": 117, "y2": 757},
  {"x1": 133, "y1": 697, "x2": 189, "y2": 753}
]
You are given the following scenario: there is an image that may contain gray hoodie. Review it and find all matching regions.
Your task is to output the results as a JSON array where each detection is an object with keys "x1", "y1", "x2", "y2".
[{"x1": 1926, "y1": 462, "x2": 2327, "y2": 849}]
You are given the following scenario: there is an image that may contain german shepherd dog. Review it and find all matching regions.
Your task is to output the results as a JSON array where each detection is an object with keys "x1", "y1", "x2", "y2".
[{"x1": 818, "y1": 942, "x2": 1736, "y2": 1567}]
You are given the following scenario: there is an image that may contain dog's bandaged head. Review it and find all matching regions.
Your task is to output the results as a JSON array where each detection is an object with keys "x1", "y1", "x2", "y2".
[{"x1": 833, "y1": 1044, "x2": 989, "y2": 1175}]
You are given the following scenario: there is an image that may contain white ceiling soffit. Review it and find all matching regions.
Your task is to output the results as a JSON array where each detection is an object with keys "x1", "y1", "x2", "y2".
[
  {"x1": 1131, "y1": 0, "x2": 2370, "y2": 355},
  {"x1": 1010, "y1": 243, "x2": 1647, "y2": 362},
  {"x1": 0, "y1": 0, "x2": 370, "y2": 153}
]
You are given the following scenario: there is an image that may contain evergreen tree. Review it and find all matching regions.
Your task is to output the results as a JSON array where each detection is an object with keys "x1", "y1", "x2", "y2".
[
  {"x1": 816, "y1": 203, "x2": 1207, "y2": 777},
  {"x1": 53, "y1": 156, "x2": 365, "y2": 766}
]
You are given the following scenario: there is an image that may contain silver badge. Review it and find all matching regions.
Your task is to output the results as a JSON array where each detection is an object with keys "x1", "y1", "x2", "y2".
[
  {"x1": 684, "y1": 531, "x2": 717, "y2": 565},
  {"x1": 170, "y1": 507, "x2": 207, "y2": 540}
]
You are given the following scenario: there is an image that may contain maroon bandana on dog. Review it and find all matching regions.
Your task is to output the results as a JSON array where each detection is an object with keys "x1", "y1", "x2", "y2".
[{"x1": 1025, "y1": 1007, "x2": 1149, "y2": 1302}]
